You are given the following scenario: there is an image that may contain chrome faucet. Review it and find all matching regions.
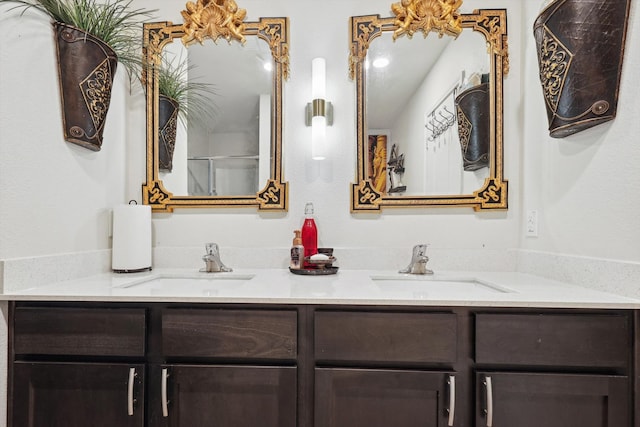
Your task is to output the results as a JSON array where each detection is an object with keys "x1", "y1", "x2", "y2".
[
  {"x1": 201, "y1": 243, "x2": 232, "y2": 273},
  {"x1": 399, "y1": 244, "x2": 433, "y2": 275}
]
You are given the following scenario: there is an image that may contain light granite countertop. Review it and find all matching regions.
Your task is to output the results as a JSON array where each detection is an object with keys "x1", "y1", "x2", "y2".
[{"x1": 1, "y1": 268, "x2": 639, "y2": 309}]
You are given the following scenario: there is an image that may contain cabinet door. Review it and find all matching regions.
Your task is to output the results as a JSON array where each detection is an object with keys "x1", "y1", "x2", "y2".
[
  {"x1": 315, "y1": 368, "x2": 456, "y2": 427},
  {"x1": 11, "y1": 362, "x2": 144, "y2": 427},
  {"x1": 476, "y1": 372, "x2": 629, "y2": 427},
  {"x1": 153, "y1": 364, "x2": 296, "y2": 427}
]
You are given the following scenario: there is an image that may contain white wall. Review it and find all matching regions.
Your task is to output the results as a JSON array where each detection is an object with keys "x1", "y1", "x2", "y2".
[
  {"x1": 133, "y1": 0, "x2": 522, "y2": 256},
  {"x1": 519, "y1": 1, "x2": 640, "y2": 263},
  {"x1": 0, "y1": 5, "x2": 127, "y2": 259},
  {"x1": 1, "y1": 0, "x2": 638, "y2": 276}
]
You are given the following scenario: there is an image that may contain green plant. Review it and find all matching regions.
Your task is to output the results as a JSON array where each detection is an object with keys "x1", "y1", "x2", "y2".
[
  {"x1": 157, "y1": 57, "x2": 218, "y2": 127},
  {"x1": 0, "y1": 0, "x2": 155, "y2": 75}
]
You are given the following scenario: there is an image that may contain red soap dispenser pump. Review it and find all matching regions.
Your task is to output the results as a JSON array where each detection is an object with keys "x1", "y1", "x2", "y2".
[{"x1": 301, "y1": 202, "x2": 318, "y2": 267}]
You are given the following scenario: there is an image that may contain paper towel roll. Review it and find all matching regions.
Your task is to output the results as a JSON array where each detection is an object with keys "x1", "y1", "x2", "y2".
[{"x1": 112, "y1": 204, "x2": 152, "y2": 273}]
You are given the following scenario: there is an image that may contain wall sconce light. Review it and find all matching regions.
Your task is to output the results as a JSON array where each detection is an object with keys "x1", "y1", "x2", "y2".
[{"x1": 305, "y1": 57, "x2": 333, "y2": 160}]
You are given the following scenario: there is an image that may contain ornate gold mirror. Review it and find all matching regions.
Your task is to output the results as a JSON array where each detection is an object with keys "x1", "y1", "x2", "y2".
[
  {"x1": 350, "y1": 4, "x2": 509, "y2": 212},
  {"x1": 142, "y1": 1, "x2": 289, "y2": 212}
]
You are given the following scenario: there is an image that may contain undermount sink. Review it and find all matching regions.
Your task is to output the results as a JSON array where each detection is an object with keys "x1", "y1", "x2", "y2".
[
  {"x1": 370, "y1": 274, "x2": 514, "y2": 296},
  {"x1": 113, "y1": 273, "x2": 255, "y2": 296}
]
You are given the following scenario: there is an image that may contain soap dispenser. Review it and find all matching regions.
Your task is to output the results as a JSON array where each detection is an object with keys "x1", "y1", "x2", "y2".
[
  {"x1": 290, "y1": 230, "x2": 304, "y2": 269},
  {"x1": 301, "y1": 202, "x2": 318, "y2": 267}
]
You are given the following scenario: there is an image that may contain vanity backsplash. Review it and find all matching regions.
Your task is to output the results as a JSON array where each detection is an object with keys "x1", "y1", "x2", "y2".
[{"x1": 2, "y1": 247, "x2": 638, "y2": 299}]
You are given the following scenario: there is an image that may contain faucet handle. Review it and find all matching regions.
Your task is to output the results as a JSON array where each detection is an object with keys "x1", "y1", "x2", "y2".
[
  {"x1": 399, "y1": 244, "x2": 433, "y2": 275},
  {"x1": 205, "y1": 242, "x2": 217, "y2": 255},
  {"x1": 201, "y1": 243, "x2": 233, "y2": 273},
  {"x1": 412, "y1": 244, "x2": 428, "y2": 257}
]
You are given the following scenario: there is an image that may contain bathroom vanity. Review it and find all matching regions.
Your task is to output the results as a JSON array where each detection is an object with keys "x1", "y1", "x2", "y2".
[{"x1": 4, "y1": 270, "x2": 639, "y2": 427}]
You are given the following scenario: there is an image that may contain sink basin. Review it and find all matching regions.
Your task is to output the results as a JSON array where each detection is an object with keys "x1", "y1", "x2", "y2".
[
  {"x1": 113, "y1": 273, "x2": 255, "y2": 296},
  {"x1": 370, "y1": 274, "x2": 514, "y2": 297}
]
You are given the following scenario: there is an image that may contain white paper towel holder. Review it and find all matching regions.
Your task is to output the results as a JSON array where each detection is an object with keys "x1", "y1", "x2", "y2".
[{"x1": 112, "y1": 200, "x2": 153, "y2": 274}]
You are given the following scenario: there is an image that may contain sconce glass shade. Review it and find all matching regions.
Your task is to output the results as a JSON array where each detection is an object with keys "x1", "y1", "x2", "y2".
[
  {"x1": 312, "y1": 115, "x2": 327, "y2": 160},
  {"x1": 311, "y1": 57, "x2": 327, "y2": 160},
  {"x1": 312, "y1": 57, "x2": 326, "y2": 99}
]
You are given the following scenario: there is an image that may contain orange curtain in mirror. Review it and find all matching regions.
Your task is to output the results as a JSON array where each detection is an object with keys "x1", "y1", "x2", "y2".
[{"x1": 368, "y1": 135, "x2": 387, "y2": 193}]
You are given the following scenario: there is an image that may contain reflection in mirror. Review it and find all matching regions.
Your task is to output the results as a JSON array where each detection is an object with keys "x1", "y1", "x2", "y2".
[
  {"x1": 366, "y1": 29, "x2": 489, "y2": 196},
  {"x1": 350, "y1": 7, "x2": 509, "y2": 212},
  {"x1": 181, "y1": 40, "x2": 272, "y2": 197},
  {"x1": 142, "y1": 4, "x2": 289, "y2": 212}
]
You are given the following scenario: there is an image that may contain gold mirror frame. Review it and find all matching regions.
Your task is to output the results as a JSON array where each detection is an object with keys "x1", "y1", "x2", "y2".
[
  {"x1": 350, "y1": 7, "x2": 509, "y2": 212},
  {"x1": 142, "y1": 5, "x2": 289, "y2": 212}
]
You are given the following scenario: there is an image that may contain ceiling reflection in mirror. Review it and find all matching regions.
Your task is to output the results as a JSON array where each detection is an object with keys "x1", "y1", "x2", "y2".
[
  {"x1": 142, "y1": 2, "x2": 289, "y2": 212},
  {"x1": 350, "y1": 5, "x2": 509, "y2": 212}
]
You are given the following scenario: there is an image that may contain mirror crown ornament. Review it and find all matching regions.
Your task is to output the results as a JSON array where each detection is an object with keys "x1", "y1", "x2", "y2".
[
  {"x1": 391, "y1": 0, "x2": 463, "y2": 40},
  {"x1": 181, "y1": 0, "x2": 248, "y2": 46}
]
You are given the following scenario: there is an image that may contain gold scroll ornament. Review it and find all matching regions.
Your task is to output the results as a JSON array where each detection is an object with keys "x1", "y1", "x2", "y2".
[
  {"x1": 181, "y1": 0, "x2": 248, "y2": 46},
  {"x1": 391, "y1": 0, "x2": 463, "y2": 40}
]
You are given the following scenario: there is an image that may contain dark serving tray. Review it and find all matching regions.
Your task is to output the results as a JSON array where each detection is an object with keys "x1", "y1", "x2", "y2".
[{"x1": 289, "y1": 267, "x2": 339, "y2": 276}]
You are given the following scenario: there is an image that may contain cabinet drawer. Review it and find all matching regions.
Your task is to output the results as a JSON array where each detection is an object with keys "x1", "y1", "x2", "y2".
[
  {"x1": 162, "y1": 308, "x2": 297, "y2": 360},
  {"x1": 315, "y1": 311, "x2": 457, "y2": 364},
  {"x1": 13, "y1": 307, "x2": 146, "y2": 357},
  {"x1": 475, "y1": 313, "x2": 630, "y2": 368}
]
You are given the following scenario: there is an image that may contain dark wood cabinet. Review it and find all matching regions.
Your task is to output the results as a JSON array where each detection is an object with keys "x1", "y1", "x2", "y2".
[
  {"x1": 12, "y1": 362, "x2": 145, "y2": 427},
  {"x1": 314, "y1": 310, "x2": 462, "y2": 427},
  {"x1": 152, "y1": 308, "x2": 298, "y2": 427},
  {"x1": 9, "y1": 304, "x2": 298, "y2": 427},
  {"x1": 8, "y1": 302, "x2": 637, "y2": 427},
  {"x1": 474, "y1": 312, "x2": 632, "y2": 427},
  {"x1": 475, "y1": 372, "x2": 629, "y2": 427},
  {"x1": 9, "y1": 306, "x2": 147, "y2": 427},
  {"x1": 315, "y1": 368, "x2": 455, "y2": 427},
  {"x1": 150, "y1": 364, "x2": 296, "y2": 427}
]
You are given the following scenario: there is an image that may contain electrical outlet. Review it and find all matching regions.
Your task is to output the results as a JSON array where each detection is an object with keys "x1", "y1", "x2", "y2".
[{"x1": 526, "y1": 210, "x2": 538, "y2": 237}]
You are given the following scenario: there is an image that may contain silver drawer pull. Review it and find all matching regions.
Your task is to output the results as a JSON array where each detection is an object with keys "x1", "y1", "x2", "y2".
[
  {"x1": 127, "y1": 368, "x2": 136, "y2": 416},
  {"x1": 162, "y1": 368, "x2": 170, "y2": 417},
  {"x1": 447, "y1": 375, "x2": 456, "y2": 426},
  {"x1": 484, "y1": 376, "x2": 493, "y2": 427}
]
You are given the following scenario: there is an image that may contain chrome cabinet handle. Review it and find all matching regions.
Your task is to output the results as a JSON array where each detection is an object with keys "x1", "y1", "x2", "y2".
[
  {"x1": 447, "y1": 375, "x2": 456, "y2": 426},
  {"x1": 162, "y1": 368, "x2": 170, "y2": 417},
  {"x1": 484, "y1": 376, "x2": 493, "y2": 427},
  {"x1": 127, "y1": 368, "x2": 136, "y2": 416}
]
